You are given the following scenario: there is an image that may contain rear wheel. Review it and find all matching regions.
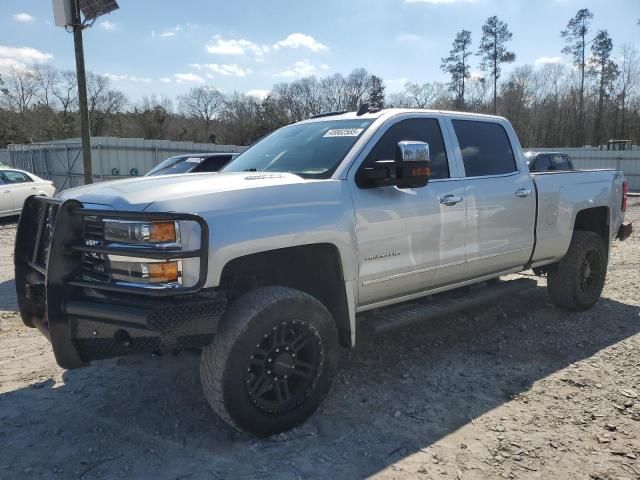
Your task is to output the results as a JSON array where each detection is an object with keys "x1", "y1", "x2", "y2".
[
  {"x1": 547, "y1": 231, "x2": 607, "y2": 311},
  {"x1": 200, "y1": 286, "x2": 340, "y2": 436}
]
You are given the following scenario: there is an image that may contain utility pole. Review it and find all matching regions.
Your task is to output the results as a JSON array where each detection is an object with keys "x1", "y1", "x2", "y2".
[{"x1": 71, "y1": 0, "x2": 93, "y2": 184}]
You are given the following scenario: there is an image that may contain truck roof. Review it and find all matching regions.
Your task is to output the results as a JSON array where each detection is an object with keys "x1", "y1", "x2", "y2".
[{"x1": 298, "y1": 108, "x2": 507, "y2": 124}]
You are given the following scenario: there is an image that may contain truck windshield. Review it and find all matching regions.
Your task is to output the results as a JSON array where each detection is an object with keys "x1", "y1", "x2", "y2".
[{"x1": 222, "y1": 119, "x2": 374, "y2": 179}]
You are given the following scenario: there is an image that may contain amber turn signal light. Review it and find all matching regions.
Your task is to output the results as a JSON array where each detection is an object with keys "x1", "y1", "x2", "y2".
[
  {"x1": 148, "y1": 261, "x2": 179, "y2": 283},
  {"x1": 149, "y1": 222, "x2": 177, "y2": 243}
]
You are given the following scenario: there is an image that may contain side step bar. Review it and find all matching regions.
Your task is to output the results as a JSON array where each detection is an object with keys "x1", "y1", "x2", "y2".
[{"x1": 361, "y1": 278, "x2": 538, "y2": 335}]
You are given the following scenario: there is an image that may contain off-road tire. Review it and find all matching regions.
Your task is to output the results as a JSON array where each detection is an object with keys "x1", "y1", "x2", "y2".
[
  {"x1": 547, "y1": 231, "x2": 607, "y2": 311},
  {"x1": 200, "y1": 286, "x2": 340, "y2": 436}
]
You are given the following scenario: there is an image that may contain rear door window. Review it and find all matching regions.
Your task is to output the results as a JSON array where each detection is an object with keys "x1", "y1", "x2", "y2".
[
  {"x1": 533, "y1": 155, "x2": 552, "y2": 171},
  {"x1": 551, "y1": 154, "x2": 572, "y2": 170},
  {"x1": 452, "y1": 120, "x2": 517, "y2": 177}
]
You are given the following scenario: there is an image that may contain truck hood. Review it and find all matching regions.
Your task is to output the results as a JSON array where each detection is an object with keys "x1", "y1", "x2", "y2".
[{"x1": 57, "y1": 172, "x2": 308, "y2": 210}]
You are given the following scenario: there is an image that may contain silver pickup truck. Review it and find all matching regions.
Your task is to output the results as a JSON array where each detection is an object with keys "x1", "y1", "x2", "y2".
[{"x1": 15, "y1": 109, "x2": 632, "y2": 436}]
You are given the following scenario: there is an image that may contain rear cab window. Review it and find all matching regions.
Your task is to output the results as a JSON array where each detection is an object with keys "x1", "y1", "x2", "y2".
[{"x1": 452, "y1": 120, "x2": 517, "y2": 177}]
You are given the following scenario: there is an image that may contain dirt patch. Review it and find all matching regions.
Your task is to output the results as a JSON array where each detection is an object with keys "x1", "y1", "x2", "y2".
[{"x1": 0, "y1": 207, "x2": 639, "y2": 480}]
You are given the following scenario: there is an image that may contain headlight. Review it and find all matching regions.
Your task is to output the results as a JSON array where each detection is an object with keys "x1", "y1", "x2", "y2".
[
  {"x1": 110, "y1": 258, "x2": 181, "y2": 285},
  {"x1": 96, "y1": 219, "x2": 202, "y2": 288},
  {"x1": 103, "y1": 220, "x2": 180, "y2": 246}
]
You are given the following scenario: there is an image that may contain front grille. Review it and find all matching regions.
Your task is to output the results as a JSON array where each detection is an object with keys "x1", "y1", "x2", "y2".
[{"x1": 81, "y1": 217, "x2": 109, "y2": 282}]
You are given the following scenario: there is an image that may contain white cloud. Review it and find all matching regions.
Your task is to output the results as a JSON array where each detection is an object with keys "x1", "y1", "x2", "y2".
[
  {"x1": 274, "y1": 33, "x2": 328, "y2": 52},
  {"x1": 206, "y1": 35, "x2": 269, "y2": 56},
  {"x1": 470, "y1": 70, "x2": 484, "y2": 79},
  {"x1": 0, "y1": 45, "x2": 53, "y2": 71},
  {"x1": 190, "y1": 63, "x2": 252, "y2": 77},
  {"x1": 155, "y1": 24, "x2": 186, "y2": 38},
  {"x1": 535, "y1": 56, "x2": 563, "y2": 65},
  {"x1": 104, "y1": 73, "x2": 152, "y2": 83},
  {"x1": 160, "y1": 77, "x2": 172, "y2": 83},
  {"x1": 246, "y1": 89, "x2": 270, "y2": 100},
  {"x1": 13, "y1": 13, "x2": 35, "y2": 23},
  {"x1": 174, "y1": 73, "x2": 205, "y2": 83},
  {"x1": 99, "y1": 20, "x2": 117, "y2": 31},
  {"x1": 274, "y1": 60, "x2": 318, "y2": 77}
]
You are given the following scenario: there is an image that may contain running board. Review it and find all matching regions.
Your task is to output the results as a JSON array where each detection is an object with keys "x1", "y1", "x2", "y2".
[{"x1": 361, "y1": 278, "x2": 538, "y2": 335}]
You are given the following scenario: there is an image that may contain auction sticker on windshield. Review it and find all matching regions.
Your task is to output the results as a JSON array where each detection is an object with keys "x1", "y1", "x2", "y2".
[{"x1": 323, "y1": 128, "x2": 364, "y2": 138}]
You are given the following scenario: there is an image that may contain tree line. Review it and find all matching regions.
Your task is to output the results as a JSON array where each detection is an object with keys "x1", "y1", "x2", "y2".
[{"x1": 1, "y1": 9, "x2": 639, "y2": 149}]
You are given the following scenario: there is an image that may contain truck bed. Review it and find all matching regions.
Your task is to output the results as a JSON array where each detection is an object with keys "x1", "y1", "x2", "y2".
[{"x1": 530, "y1": 169, "x2": 625, "y2": 267}]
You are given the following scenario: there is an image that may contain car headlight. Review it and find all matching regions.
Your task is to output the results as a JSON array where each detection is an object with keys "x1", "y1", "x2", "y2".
[
  {"x1": 110, "y1": 258, "x2": 182, "y2": 285},
  {"x1": 96, "y1": 219, "x2": 202, "y2": 288},
  {"x1": 103, "y1": 220, "x2": 180, "y2": 246}
]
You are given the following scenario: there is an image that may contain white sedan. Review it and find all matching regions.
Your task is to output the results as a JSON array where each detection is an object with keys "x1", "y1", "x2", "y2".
[{"x1": 0, "y1": 168, "x2": 56, "y2": 218}]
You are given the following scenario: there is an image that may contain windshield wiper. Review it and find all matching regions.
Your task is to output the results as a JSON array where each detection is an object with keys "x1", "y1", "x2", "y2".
[{"x1": 243, "y1": 168, "x2": 258, "y2": 172}]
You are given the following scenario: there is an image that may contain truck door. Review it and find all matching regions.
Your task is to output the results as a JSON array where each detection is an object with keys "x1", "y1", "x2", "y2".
[
  {"x1": 449, "y1": 119, "x2": 536, "y2": 278},
  {"x1": 350, "y1": 116, "x2": 467, "y2": 307}
]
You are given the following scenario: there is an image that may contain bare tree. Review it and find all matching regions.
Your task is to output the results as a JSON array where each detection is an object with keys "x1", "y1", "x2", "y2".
[
  {"x1": 403, "y1": 81, "x2": 448, "y2": 108},
  {"x1": 135, "y1": 95, "x2": 173, "y2": 139},
  {"x1": 86, "y1": 73, "x2": 127, "y2": 136},
  {"x1": 178, "y1": 86, "x2": 224, "y2": 141},
  {"x1": 342, "y1": 68, "x2": 373, "y2": 110},
  {"x1": 32, "y1": 65, "x2": 59, "y2": 109},
  {"x1": 0, "y1": 66, "x2": 38, "y2": 114},
  {"x1": 616, "y1": 44, "x2": 639, "y2": 138},
  {"x1": 52, "y1": 70, "x2": 78, "y2": 116}
]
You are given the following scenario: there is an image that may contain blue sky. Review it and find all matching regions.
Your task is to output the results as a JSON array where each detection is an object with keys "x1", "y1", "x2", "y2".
[{"x1": 1, "y1": 0, "x2": 639, "y2": 102}]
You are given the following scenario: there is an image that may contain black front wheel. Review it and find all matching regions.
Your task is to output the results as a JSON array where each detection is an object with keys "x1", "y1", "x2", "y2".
[
  {"x1": 547, "y1": 231, "x2": 608, "y2": 311},
  {"x1": 200, "y1": 287, "x2": 340, "y2": 436}
]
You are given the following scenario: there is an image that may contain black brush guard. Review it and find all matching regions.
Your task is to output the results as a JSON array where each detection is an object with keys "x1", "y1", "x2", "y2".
[{"x1": 15, "y1": 196, "x2": 226, "y2": 369}]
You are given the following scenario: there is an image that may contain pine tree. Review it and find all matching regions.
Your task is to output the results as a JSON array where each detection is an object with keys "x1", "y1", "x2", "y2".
[
  {"x1": 589, "y1": 30, "x2": 620, "y2": 146},
  {"x1": 561, "y1": 8, "x2": 594, "y2": 146},
  {"x1": 477, "y1": 16, "x2": 515, "y2": 114},
  {"x1": 441, "y1": 30, "x2": 472, "y2": 109},
  {"x1": 368, "y1": 75, "x2": 386, "y2": 109}
]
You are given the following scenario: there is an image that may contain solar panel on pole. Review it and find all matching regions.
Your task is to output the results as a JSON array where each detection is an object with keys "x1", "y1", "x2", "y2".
[{"x1": 79, "y1": 0, "x2": 119, "y2": 21}]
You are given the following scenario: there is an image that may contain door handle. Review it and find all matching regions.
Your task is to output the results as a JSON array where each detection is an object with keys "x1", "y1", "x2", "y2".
[
  {"x1": 31, "y1": 186, "x2": 37, "y2": 190},
  {"x1": 515, "y1": 188, "x2": 532, "y2": 198},
  {"x1": 439, "y1": 194, "x2": 463, "y2": 206}
]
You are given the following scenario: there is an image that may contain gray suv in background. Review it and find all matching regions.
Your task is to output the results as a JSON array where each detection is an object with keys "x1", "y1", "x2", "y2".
[
  {"x1": 146, "y1": 152, "x2": 236, "y2": 176},
  {"x1": 525, "y1": 151, "x2": 574, "y2": 172}
]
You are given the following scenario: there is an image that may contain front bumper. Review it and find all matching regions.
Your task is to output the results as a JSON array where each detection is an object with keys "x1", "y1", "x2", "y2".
[
  {"x1": 14, "y1": 196, "x2": 225, "y2": 369},
  {"x1": 617, "y1": 221, "x2": 632, "y2": 241}
]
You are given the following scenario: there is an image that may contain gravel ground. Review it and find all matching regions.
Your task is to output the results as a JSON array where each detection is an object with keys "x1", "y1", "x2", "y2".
[{"x1": 0, "y1": 204, "x2": 639, "y2": 480}]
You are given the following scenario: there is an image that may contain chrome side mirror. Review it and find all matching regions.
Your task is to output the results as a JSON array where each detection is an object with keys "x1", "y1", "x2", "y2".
[
  {"x1": 395, "y1": 141, "x2": 431, "y2": 189},
  {"x1": 397, "y1": 141, "x2": 430, "y2": 163}
]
